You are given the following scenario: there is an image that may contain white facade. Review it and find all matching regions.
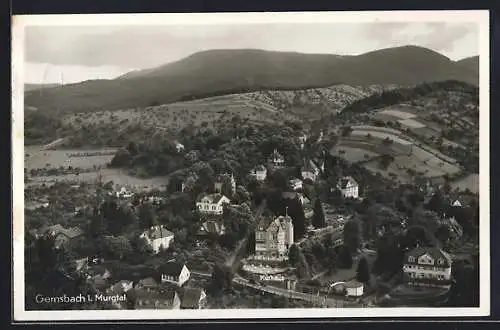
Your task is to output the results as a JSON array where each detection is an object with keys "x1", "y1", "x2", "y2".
[
  {"x1": 175, "y1": 142, "x2": 185, "y2": 152},
  {"x1": 196, "y1": 195, "x2": 231, "y2": 215},
  {"x1": 161, "y1": 265, "x2": 191, "y2": 287},
  {"x1": 289, "y1": 179, "x2": 303, "y2": 191},
  {"x1": 250, "y1": 166, "x2": 267, "y2": 181},
  {"x1": 345, "y1": 283, "x2": 364, "y2": 297},
  {"x1": 139, "y1": 226, "x2": 175, "y2": 254},
  {"x1": 337, "y1": 177, "x2": 359, "y2": 199},
  {"x1": 403, "y1": 249, "x2": 452, "y2": 285}
]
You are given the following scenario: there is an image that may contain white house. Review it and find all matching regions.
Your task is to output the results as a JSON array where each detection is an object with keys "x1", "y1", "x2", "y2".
[
  {"x1": 403, "y1": 247, "x2": 452, "y2": 286},
  {"x1": 196, "y1": 193, "x2": 231, "y2": 215},
  {"x1": 337, "y1": 176, "x2": 359, "y2": 199},
  {"x1": 160, "y1": 262, "x2": 191, "y2": 287},
  {"x1": 301, "y1": 160, "x2": 320, "y2": 182},
  {"x1": 175, "y1": 142, "x2": 185, "y2": 153},
  {"x1": 250, "y1": 165, "x2": 267, "y2": 181},
  {"x1": 289, "y1": 178, "x2": 303, "y2": 191},
  {"x1": 116, "y1": 187, "x2": 134, "y2": 199},
  {"x1": 139, "y1": 225, "x2": 175, "y2": 254}
]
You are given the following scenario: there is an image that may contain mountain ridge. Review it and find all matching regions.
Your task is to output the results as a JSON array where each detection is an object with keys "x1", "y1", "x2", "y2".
[{"x1": 24, "y1": 45, "x2": 479, "y2": 114}]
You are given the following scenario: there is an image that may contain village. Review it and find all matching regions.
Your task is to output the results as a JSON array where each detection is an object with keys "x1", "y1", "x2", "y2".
[{"x1": 24, "y1": 125, "x2": 478, "y2": 310}]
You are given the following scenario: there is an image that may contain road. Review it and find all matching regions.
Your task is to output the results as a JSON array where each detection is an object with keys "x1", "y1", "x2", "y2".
[
  {"x1": 191, "y1": 271, "x2": 355, "y2": 308},
  {"x1": 225, "y1": 199, "x2": 267, "y2": 273}
]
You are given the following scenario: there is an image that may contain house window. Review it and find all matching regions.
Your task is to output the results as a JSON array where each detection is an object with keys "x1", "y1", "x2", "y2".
[
  {"x1": 408, "y1": 256, "x2": 415, "y2": 263},
  {"x1": 437, "y1": 258, "x2": 444, "y2": 265}
]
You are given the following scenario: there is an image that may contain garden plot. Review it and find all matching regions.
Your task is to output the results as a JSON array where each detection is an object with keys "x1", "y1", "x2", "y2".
[
  {"x1": 379, "y1": 109, "x2": 417, "y2": 120},
  {"x1": 398, "y1": 118, "x2": 426, "y2": 129},
  {"x1": 331, "y1": 145, "x2": 380, "y2": 163},
  {"x1": 351, "y1": 125, "x2": 403, "y2": 136},
  {"x1": 351, "y1": 130, "x2": 413, "y2": 146}
]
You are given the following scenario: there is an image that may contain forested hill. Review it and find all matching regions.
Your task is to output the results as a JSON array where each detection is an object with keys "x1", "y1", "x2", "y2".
[{"x1": 24, "y1": 46, "x2": 478, "y2": 115}]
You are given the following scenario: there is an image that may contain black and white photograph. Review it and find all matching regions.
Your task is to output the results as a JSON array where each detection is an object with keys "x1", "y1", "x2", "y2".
[{"x1": 12, "y1": 10, "x2": 490, "y2": 321}]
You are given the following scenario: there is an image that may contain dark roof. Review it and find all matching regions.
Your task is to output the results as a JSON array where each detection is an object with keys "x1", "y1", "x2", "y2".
[
  {"x1": 338, "y1": 176, "x2": 358, "y2": 189},
  {"x1": 405, "y1": 247, "x2": 452, "y2": 267},
  {"x1": 200, "y1": 220, "x2": 224, "y2": 234},
  {"x1": 254, "y1": 165, "x2": 267, "y2": 172},
  {"x1": 41, "y1": 224, "x2": 84, "y2": 239},
  {"x1": 143, "y1": 225, "x2": 174, "y2": 240},
  {"x1": 159, "y1": 261, "x2": 186, "y2": 276},
  {"x1": 345, "y1": 280, "x2": 363, "y2": 289},
  {"x1": 282, "y1": 192, "x2": 299, "y2": 200},
  {"x1": 181, "y1": 288, "x2": 205, "y2": 308},
  {"x1": 196, "y1": 193, "x2": 228, "y2": 204},
  {"x1": 128, "y1": 286, "x2": 178, "y2": 303}
]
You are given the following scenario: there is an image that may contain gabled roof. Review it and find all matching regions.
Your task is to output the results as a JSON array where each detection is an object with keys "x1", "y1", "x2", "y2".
[
  {"x1": 214, "y1": 173, "x2": 234, "y2": 182},
  {"x1": 253, "y1": 165, "x2": 267, "y2": 172},
  {"x1": 109, "y1": 280, "x2": 133, "y2": 295},
  {"x1": 41, "y1": 224, "x2": 84, "y2": 239},
  {"x1": 196, "y1": 193, "x2": 229, "y2": 204},
  {"x1": 405, "y1": 247, "x2": 452, "y2": 267},
  {"x1": 181, "y1": 288, "x2": 205, "y2": 308},
  {"x1": 200, "y1": 220, "x2": 224, "y2": 234},
  {"x1": 142, "y1": 225, "x2": 174, "y2": 240},
  {"x1": 338, "y1": 176, "x2": 358, "y2": 189},
  {"x1": 159, "y1": 261, "x2": 186, "y2": 277}
]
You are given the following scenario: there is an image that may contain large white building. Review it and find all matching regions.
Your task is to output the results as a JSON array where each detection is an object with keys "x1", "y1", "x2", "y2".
[
  {"x1": 301, "y1": 160, "x2": 320, "y2": 182},
  {"x1": 255, "y1": 215, "x2": 294, "y2": 261},
  {"x1": 337, "y1": 176, "x2": 359, "y2": 199},
  {"x1": 250, "y1": 165, "x2": 267, "y2": 182},
  {"x1": 403, "y1": 247, "x2": 452, "y2": 286},
  {"x1": 139, "y1": 225, "x2": 175, "y2": 254},
  {"x1": 196, "y1": 193, "x2": 231, "y2": 215}
]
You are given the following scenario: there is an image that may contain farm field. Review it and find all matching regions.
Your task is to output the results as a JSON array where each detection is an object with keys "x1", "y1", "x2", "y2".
[
  {"x1": 362, "y1": 145, "x2": 461, "y2": 183},
  {"x1": 351, "y1": 125, "x2": 403, "y2": 136},
  {"x1": 398, "y1": 118, "x2": 426, "y2": 129},
  {"x1": 25, "y1": 145, "x2": 169, "y2": 190},
  {"x1": 378, "y1": 108, "x2": 417, "y2": 119},
  {"x1": 451, "y1": 173, "x2": 479, "y2": 194},
  {"x1": 350, "y1": 130, "x2": 413, "y2": 146},
  {"x1": 331, "y1": 145, "x2": 380, "y2": 163},
  {"x1": 25, "y1": 146, "x2": 117, "y2": 169},
  {"x1": 26, "y1": 168, "x2": 169, "y2": 190}
]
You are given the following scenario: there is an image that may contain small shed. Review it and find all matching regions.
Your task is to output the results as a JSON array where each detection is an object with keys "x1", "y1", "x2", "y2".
[{"x1": 345, "y1": 280, "x2": 364, "y2": 297}]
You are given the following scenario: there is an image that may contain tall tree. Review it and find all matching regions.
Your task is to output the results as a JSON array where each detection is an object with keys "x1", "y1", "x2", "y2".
[
  {"x1": 138, "y1": 203, "x2": 158, "y2": 229},
  {"x1": 312, "y1": 199, "x2": 326, "y2": 228},
  {"x1": 356, "y1": 257, "x2": 370, "y2": 284},
  {"x1": 343, "y1": 219, "x2": 362, "y2": 254}
]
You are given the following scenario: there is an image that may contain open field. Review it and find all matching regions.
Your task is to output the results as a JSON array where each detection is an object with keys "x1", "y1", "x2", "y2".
[
  {"x1": 351, "y1": 125, "x2": 403, "y2": 136},
  {"x1": 25, "y1": 146, "x2": 117, "y2": 169},
  {"x1": 379, "y1": 108, "x2": 417, "y2": 119},
  {"x1": 398, "y1": 118, "x2": 426, "y2": 129},
  {"x1": 451, "y1": 173, "x2": 479, "y2": 194},
  {"x1": 25, "y1": 145, "x2": 169, "y2": 189},
  {"x1": 331, "y1": 145, "x2": 380, "y2": 163},
  {"x1": 26, "y1": 168, "x2": 169, "y2": 190}
]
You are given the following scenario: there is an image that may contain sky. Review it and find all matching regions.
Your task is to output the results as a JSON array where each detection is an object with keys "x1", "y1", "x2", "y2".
[{"x1": 23, "y1": 22, "x2": 479, "y2": 84}]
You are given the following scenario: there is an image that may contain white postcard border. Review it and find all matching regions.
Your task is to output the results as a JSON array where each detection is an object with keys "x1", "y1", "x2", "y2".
[{"x1": 12, "y1": 10, "x2": 490, "y2": 321}]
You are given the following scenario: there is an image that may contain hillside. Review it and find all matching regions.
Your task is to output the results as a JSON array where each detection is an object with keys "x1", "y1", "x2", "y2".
[
  {"x1": 24, "y1": 83, "x2": 61, "y2": 92},
  {"x1": 24, "y1": 46, "x2": 479, "y2": 114},
  {"x1": 329, "y1": 80, "x2": 479, "y2": 189},
  {"x1": 455, "y1": 56, "x2": 479, "y2": 76}
]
